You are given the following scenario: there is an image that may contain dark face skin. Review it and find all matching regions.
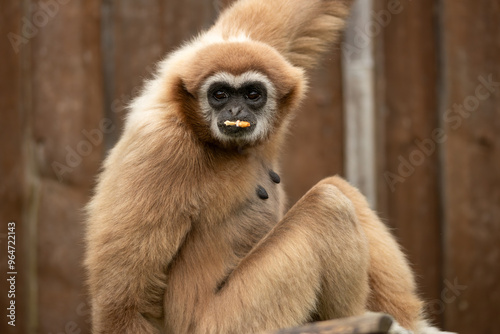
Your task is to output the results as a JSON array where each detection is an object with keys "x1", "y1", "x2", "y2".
[{"x1": 207, "y1": 81, "x2": 268, "y2": 137}]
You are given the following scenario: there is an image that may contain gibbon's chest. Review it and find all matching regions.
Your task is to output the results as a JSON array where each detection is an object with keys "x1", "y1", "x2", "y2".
[
  {"x1": 199, "y1": 161, "x2": 285, "y2": 258},
  {"x1": 225, "y1": 165, "x2": 284, "y2": 256},
  {"x1": 198, "y1": 154, "x2": 285, "y2": 231},
  {"x1": 163, "y1": 164, "x2": 284, "y2": 322}
]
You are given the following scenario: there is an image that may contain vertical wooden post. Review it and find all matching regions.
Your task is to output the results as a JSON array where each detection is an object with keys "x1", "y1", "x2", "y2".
[{"x1": 342, "y1": 0, "x2": 377, "y2": 207}]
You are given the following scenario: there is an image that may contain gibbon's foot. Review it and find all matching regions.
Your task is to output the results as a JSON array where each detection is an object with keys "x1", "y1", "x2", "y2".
[
  {"x1": 389, "y1": 321, "x2": 414, "y2": 334},
  {"x1": 388, "y1": 318, "x2": 458, "y2": 334}
]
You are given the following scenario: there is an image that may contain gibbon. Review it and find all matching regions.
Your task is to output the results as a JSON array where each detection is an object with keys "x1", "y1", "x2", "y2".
[{"x1": 84, "y1": 0, "x2": 445, "y2": 333}]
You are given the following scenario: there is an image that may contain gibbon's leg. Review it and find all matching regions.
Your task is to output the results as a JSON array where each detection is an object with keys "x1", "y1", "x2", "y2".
[
  {"x1": 193, "y1": 178, "x2": 370, "y2": 333},
  {"x1": 326, "y1": 176, "x2": 425, "y2": 331}
]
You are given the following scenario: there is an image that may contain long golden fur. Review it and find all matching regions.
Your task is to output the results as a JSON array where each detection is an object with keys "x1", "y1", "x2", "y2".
[{"x1": 84, "y1": 0, "x2": 439, "y2": 333}]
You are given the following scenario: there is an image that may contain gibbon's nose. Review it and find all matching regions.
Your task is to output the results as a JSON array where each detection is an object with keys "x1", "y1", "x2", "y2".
[{"x1": 228, "y1": 106, "x2": 243, "y2": 116}]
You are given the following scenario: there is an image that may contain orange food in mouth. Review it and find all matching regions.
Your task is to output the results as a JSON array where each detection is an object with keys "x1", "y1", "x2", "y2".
[{"x1": 224, "y1": 120, "x2": 251, "y2": 128}]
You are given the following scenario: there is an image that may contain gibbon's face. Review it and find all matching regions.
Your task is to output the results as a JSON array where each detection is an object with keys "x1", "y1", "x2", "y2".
[
  {"x1": 200, "y1": 71, "x2": 277, "y2": 146},
  {"x1": 177, "y1": 41, "x2": 306, "y2": 148}
]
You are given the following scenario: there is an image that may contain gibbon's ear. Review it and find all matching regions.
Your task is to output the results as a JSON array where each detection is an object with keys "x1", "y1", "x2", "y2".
[
  {"x1": 171, "y1": 74, "x2": 197, "y2": 101},
  {"x1": 275, "y1": 67, "x2": 307, "y2": 115},
  {"x1": 169, "y1": 75, "x2": 195, "y2": 105},
  {"x1": 169, "y1": 75, "x2": 216, "y2": 143}
]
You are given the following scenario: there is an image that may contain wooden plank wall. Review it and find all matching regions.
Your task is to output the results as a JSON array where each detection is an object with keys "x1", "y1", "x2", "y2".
[
  {"x1": 282, "y1": 50, "x2": 345, "y2": 205},
  {"x1": 102, "y1": 0, "x2": 220, "y2": 147},
  {"x1": 373, "y1": 0, "x2": 442, "y2": 326},
  {"x1": 374, "y1": 0, "x2": 500, "y2": 332},
  {"x1": 0, "y1": 2, "x2": 28, "y2": 333},
  {"x1": 32, "y1": 2, "x2": 104, "y2": 332},
  {"x1": 0, "y1": 1, "x2": 498, "y2": 334},
  {"x1": 441, "y1": 1, "x2": 500, "y2": 332}
]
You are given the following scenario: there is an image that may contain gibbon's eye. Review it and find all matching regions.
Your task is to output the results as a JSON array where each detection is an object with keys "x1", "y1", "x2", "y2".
[
  {"x1": 213, "y1": 90, "x2": 229, "y2": 100},
  {"x1": 246, "y1": 91, "x2": 261, "y2": 101}
]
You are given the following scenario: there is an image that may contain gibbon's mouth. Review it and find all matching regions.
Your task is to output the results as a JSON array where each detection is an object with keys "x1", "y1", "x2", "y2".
[{"x1": 217, "y1": 119, "x2": 256, "y2": 136}]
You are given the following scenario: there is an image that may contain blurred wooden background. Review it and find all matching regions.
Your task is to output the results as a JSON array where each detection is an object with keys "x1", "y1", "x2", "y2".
[{"x1": 1, "y1": 0, "x2": 499, "y2": 333}]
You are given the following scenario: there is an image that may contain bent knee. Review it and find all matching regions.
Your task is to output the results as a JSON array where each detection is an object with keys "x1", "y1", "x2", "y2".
[
  {"x1": 303, "y1": 182, "x2": 361, "y2": 229},
  {"x1": 318, "y1": 175, "x2": 373, "y2": 211},
  {"x1": 308, "y1": 181, "x2": 352, "y2": 206}
]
